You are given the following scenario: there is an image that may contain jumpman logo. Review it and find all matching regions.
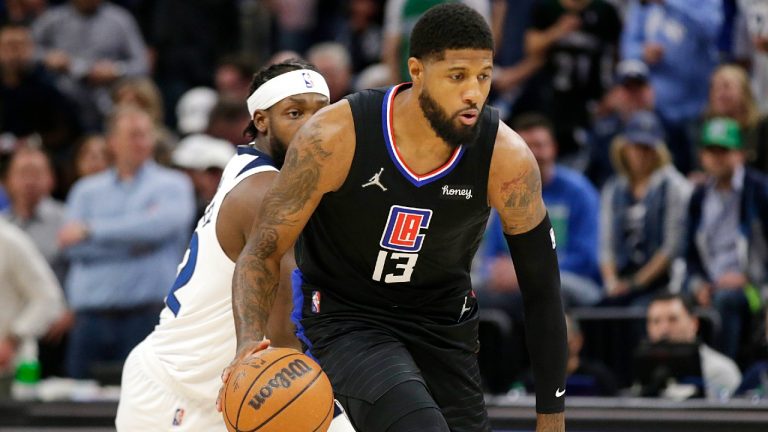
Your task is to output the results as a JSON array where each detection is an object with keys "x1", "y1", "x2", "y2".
[
  {"x1": 458, "y1": 296, "x2": 472, "y2": 321},
  {"x1": 362, "y1": 168, "x2": 387, "y2": 191}
]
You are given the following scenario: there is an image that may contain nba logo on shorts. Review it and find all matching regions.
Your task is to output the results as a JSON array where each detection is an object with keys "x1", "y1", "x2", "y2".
[
  {"x1": 172, "y1": 408, "x2": 184, "y2": 426},
  {"x1": 302, "y1": 72, "x2": 314, "y2": 88},
  {"x1": 380, "y1": 205, "x2": 432, "y2": 252},
  {"x1": 311, "y1": 291, "x2": 321, "y2": 313}
]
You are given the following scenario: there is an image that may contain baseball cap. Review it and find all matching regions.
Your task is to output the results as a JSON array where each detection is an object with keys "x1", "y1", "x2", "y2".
[
  {"x1": 172, "y1": 134, "x2": 235, "y2": 170},
  {"x1": 700, "y1": 117, "x2": 742, "y2": 150},
  {"x1": 622, "y1": 110, "x2": 665, "y2": 147},
  {"x1": 176, "y1": 87, "x2": 219, "y2": 135},
  {"x1": 616, "y1": 59, "x2": 649, "y2": 85}
]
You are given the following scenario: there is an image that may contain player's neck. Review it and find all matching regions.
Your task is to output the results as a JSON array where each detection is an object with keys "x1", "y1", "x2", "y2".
[
  {"x1": 252, "y1": 136, "x2": 272, "y2": 159},
  {"x1": 391, "y1": 88, "x2": 456, "y2": 173}
]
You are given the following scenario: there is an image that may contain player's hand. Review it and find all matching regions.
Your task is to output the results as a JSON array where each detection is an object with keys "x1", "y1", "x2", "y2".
[{"x1": 216, "y1": 339, "x2": 271, "y2": 412}]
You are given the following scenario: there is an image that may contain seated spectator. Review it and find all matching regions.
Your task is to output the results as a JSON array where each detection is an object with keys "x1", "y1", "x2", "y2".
[
  {"x1": 586, "y1": 59, "x2": 655, "y2": 189},
  {"x1": 58, "y1": 106, "x2": 194, "y2": 379},
  {"x1": 205, "y1": 99, "x2": 251, "y2": 146},
  {"x1": 0, "y1": 217, "x2": 65, "y2": 382},
  {"x1": 171, "y1": 133, "x2": 235, "y2": 226},
  {"x1": 307, "y1": 42, "x2": 353, "y2": 103},
  {"x1": 523, "y1": 314, "x2": 619, "y2": 396},
  {"x1": 685, "y1": 117, "x2": 768, "y2": 361},
  {"x1": 702, "y1": 64, "x2": 768, "y2": 175},
  {"x1": 175, "y1": 87, "x2": 218, "y2": 137},
  {"x1": 514, "y1": 113, "x2": 602, "y2": 307},
  {"x1": 72, "y1": 134, "x2": 110, "y2": 182},
  {"x1": 635, "y1": 292, "x2": 741, "y2": 400},
  {"x1": 111, "y1": 77, "x2": 178, "y2": 166},
  {"x1": 600, "y1": 111, "x2": 692, "y2": 306},
  {"x1": 31, "y1": 0, "x2": 149, "y2": 131},
  {"x1": 2, "y1": 145, "x2": 67, "y2": 281}
]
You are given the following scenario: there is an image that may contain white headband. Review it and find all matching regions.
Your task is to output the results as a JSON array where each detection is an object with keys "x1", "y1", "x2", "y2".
[{"x1": 246, "y1": 69, "x2": 330, "y2": 116}]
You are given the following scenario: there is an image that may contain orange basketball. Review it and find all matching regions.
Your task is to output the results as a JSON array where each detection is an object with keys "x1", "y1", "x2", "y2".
[{"x1": 222, "y1": 348, "x2": 334, "y2": 432}]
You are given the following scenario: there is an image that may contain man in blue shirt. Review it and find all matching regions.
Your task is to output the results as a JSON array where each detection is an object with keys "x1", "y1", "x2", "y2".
[
  {"x1": 58, "y1": 106, "x2": 194, "y2": 379},
  {"x1": 480, "y1": 113, "x2": 602, "y2": 308}
]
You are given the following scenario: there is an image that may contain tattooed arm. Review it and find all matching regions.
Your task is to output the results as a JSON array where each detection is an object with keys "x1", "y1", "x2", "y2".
[
  {"x1": 488, "y1": 123, "x2": 567, "y2": 432},
  {"x1": 231, "y1": 101, "x2": 355, "y2": 349}
]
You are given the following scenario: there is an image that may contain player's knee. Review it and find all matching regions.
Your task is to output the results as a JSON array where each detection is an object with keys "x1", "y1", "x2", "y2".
[{"x1": 362, "y1": 380, "x2": 447, "y2": 432}]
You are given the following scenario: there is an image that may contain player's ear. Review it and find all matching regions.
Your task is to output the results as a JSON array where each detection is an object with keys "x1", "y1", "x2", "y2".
[
  {"x1": 408, "y1": 57, "x2": 424, "y2": 84},
  {"x1": 253, "y1": 110, "x2": 269, "y2": 134}
]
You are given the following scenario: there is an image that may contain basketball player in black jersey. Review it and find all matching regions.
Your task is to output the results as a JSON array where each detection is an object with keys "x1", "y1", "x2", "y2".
[{"x1": 220, "y1": 4, "x2": 567, "y2": 431}]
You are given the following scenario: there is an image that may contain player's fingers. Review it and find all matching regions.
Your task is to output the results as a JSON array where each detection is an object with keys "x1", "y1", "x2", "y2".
[{"x1": 216, "y1": 385, "x2": 224, "y2": 412}]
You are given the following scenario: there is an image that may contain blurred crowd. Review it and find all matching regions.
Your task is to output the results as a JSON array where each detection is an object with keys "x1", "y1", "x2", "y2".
[{"x1": 0, "y1": 0, "x2": 767, "y2": 402}]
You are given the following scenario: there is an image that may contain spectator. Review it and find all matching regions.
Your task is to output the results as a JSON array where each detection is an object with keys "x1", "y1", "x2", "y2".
[
  {"x1": 58, "y1": 106, "x2": 194, "y2": 379},
  {"x1": 637, "y1": 292, "x2": 741, "y2": 399},
  {"x1": 175, "y1": 86, "x2": 218, "y2": 137},
  {"x1": 600, "y1": 111, "x2": 692, "y2": 306},
  {"x1": 733, "y1": 0, "x2": 768, "y2": 114},
  {"x1": 205, "y1": 99, "x2": 251, "y2": 146},
  {"x1": 0, "y1": 217, "x2": 65, "y2": 380},
  {"x1": 685, "y1": 117, "x2": 768, "y2": 361},
  {"x1": 2, "y1": 145, "x2": 67, "y2": 281},
  {"x1": 171, "y1": 133, "x2": 235, "y2": 225},
  {"x1": 332, "y1": 0, "x2": 383, "y2": 74},
  {"x1": 586, "y1": 59, "x2": 656, "y2": 188},
  {"x1": 621, "y1": 0, "x2": 723, "y2": 174},
  {"x1": 72, "y1": 134, "x2": 109, "y2": 181},
  {"x1": 214, "y1": 55, "x2": 256, "y2": 102},
  {"x1": 306, "y1": 42, "x2": 353, "y2": 103},
  {"x1": 111, "y1": 77, "x2": 178, "y2": 166},
  {"x1": 513, "y1": 113, "x2": 602, "y2": 306},
  {"x1": 702, "y1": 64, "x2": 768, "y2": 174},
  {"x1": 516, "y1": 0, "x2": 622, "y2": 162},
  {"x1": 31, "y1": 0, "x2": 149, "y2": 130},
  {"x1": 0, "y1": 23, "x2": 82, "y2": 193}
]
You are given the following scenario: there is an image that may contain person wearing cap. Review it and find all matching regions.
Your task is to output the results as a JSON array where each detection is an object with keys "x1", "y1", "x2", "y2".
[
  {"x1": 587, "y1": 58, "x2": 656, "y2": 188},
  {"x1": 685, "y1": 117, "x2": 768, "y2": 361},
  {"x1": 116, "y1": 60, "x2": 355, "y2": 431},
  {"x1": 599, "y1": 110, "x2": 692, "y2": 306}
]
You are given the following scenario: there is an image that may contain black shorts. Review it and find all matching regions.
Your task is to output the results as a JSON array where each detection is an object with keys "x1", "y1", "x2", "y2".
[{"x1": 299, "y1": 297, "x2": 490, "y2": 432}]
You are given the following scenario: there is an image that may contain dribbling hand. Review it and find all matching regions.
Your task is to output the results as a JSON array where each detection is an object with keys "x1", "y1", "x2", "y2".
[{"x1": 216, "y1": 339, "x2": 271, "y2": 412}]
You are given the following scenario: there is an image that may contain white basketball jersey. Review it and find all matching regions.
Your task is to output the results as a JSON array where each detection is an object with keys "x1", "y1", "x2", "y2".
[{"x1": 146, "y1": 145, "x2": 278, "y2": 401}]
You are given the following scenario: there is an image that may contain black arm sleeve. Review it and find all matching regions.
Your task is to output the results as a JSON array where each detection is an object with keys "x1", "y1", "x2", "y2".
[{"x1": 504, "y1": 213, "x2": 567, "y2": 413}]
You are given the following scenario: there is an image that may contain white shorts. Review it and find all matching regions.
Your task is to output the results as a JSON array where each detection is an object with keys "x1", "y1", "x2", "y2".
[
  {"x1": 116, "y1": 340, "x2": 356, "y2": 431},
  {"x1": 116, "y1": 341, "x2": 226, "y2": 431}
]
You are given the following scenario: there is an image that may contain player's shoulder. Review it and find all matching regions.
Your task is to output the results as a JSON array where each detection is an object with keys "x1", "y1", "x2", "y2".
[
  {"x1": 294, "y1": 98, "x2": 355, "y2": 149},
  {"x1": 493, "y1": 121, "x2": 533, "y2": 163}
]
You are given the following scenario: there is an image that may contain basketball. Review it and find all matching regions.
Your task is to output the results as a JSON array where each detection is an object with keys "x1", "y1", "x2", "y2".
[{"x1": 221, "y1": 347, "x2": 334, "y2": 432}]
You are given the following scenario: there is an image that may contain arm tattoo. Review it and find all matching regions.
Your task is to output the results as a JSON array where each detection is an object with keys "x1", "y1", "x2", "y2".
[
  {"x1": 499, "y1": 165, "x2": 542, "y2": 232},
  {"x1": 232, "y1": 122, "x2": 332, "y2": 347}
]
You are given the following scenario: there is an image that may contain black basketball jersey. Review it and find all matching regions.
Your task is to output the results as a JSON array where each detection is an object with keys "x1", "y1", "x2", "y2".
[{"x1": 295, "y1": 84, "x2": 499, "y2": 322}]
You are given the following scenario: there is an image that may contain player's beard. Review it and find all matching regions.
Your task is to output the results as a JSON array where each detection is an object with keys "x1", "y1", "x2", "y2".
[
  {"x1": 269, "y1": 134, "x2": 288, "y2": 169},
  {"x1": 419, "y1": 88, "x2": 481, "y2": 149}
]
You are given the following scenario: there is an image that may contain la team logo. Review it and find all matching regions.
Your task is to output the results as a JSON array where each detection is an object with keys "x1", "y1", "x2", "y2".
[{"x1": 380, "y1": 205, "x2": 432, "y2": 252}]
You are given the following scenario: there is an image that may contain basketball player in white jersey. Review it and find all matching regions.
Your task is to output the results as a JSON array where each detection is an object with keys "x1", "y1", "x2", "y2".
[{"x1": 116, "y1": 60, "x2": 354, "y2": 431}]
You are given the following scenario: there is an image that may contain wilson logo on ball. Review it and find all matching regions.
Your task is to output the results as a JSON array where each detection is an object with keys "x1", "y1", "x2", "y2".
[{"x1": 247, "y1": 359, "x2": 314, "y2": 410}]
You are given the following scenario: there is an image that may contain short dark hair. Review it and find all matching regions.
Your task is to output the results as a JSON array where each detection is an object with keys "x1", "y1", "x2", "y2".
[
  {"x1": 511, "y1": 113, "x2": 556, "y2": 136},
  {"x1": 243, "y1": 59, "x2": 319, "y2": 139},
  {"x1": 409, "y1": 3, "x2": 493, "y2": 62},
  {"x1": 650, "y1": 292, "x2": 696, "y2": 316}
]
